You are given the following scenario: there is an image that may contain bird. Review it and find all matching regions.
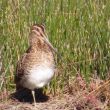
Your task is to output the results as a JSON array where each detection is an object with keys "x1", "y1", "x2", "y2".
[{"x1": 15, "y1": 24, "x2": 56, "y2": 107}]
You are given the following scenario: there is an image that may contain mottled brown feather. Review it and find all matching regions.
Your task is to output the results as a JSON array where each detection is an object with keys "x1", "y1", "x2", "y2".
[{"x1": 15, "y1": 24, "x2": 55, "y2": 91}]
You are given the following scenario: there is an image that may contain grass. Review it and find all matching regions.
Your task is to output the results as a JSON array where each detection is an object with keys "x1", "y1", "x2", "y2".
[{"x1": 0, "y1": 0, "x2": 110, "y2": 99}]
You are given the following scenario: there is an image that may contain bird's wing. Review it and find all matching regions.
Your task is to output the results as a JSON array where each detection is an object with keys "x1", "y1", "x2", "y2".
[
  {"x1": 16, "y1": 46, "x2": 32, "y2": 78},
  {"x1": 15, "y1": 53, "x2": 27, "y2": 83}
]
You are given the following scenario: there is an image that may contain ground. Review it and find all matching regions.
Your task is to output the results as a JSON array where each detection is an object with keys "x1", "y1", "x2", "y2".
[
  {"x1": 0, "y1": 93, "x2": 75, "y2": 110},
  {"x1": 0, "y1": 75, "x2": 110, "y2": 110}
]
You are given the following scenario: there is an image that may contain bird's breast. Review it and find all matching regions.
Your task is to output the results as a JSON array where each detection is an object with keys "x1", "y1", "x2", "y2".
[{"x1": 22, "y1": 65, "x2": 55, "y2": 90}]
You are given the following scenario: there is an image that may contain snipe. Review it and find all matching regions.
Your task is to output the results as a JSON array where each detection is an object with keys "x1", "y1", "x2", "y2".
[{"x1": 15, "y1": 24, "x2": 56, "y2": 106}]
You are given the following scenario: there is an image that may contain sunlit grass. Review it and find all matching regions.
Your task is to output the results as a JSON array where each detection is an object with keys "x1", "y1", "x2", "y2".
[{"x1": 1, "y1": 0, "x2": 110, "y2": 95}]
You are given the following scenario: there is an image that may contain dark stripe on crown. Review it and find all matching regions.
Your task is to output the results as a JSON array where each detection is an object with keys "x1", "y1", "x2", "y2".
[
  {"x1": 30, "y1": 24, "x2": 45, "y2": 37},
  {"x1": 31, "y1": 24, "x2": 45, "y2": 32}
]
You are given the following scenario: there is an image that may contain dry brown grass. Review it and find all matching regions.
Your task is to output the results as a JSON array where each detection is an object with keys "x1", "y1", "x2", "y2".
[{"x1": 0, "y1": 73, "x2": 110, "y2": 110}]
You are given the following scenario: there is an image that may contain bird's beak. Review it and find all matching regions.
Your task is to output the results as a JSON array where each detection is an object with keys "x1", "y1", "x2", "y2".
[{"x1": 43, "y1": 34, "x2": 57, "y2": 53}]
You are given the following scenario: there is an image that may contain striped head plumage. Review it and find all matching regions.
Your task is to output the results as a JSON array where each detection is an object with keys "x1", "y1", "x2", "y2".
[{"x1": 29, "y1": 24, "x2": 56, "y2": 53}]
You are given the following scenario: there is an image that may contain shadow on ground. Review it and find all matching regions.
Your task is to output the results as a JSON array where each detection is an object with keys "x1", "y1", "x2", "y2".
[{"x1": 10, "y1": 88, "x2": 49, "y2": 103}]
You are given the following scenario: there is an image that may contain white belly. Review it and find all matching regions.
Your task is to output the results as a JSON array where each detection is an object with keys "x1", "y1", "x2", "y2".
[{"x1": 22, "y1": 65, "x2": 54, "y2": 90}]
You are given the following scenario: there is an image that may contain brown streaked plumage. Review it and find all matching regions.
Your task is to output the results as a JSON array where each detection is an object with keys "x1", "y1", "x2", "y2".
[{"x1": 15, "y1": 24, "x2": 56, "y2": 106}]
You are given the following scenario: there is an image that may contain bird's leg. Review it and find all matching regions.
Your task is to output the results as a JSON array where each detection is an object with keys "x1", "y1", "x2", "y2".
[{"x1": 31, "y1": 90, "x2": 37, "y2": 107}]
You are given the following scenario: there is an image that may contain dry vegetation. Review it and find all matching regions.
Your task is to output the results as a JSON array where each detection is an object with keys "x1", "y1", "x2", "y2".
[
  {"x1": 0, "y1": 0, "x2": 110, "y2": 109},
  {"x1": 0, "y1": 74, "x2": 110, "y2": 109}
]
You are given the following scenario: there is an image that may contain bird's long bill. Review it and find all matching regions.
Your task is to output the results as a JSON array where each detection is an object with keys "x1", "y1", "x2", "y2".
[{"x1": 43, "y1": 36, "x2": 57, "y2": 53}]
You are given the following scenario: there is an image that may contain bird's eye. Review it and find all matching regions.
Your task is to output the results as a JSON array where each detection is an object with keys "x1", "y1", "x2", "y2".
[{"x1": 36, "y1": 28, "x2": 39, "y2": 32}]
